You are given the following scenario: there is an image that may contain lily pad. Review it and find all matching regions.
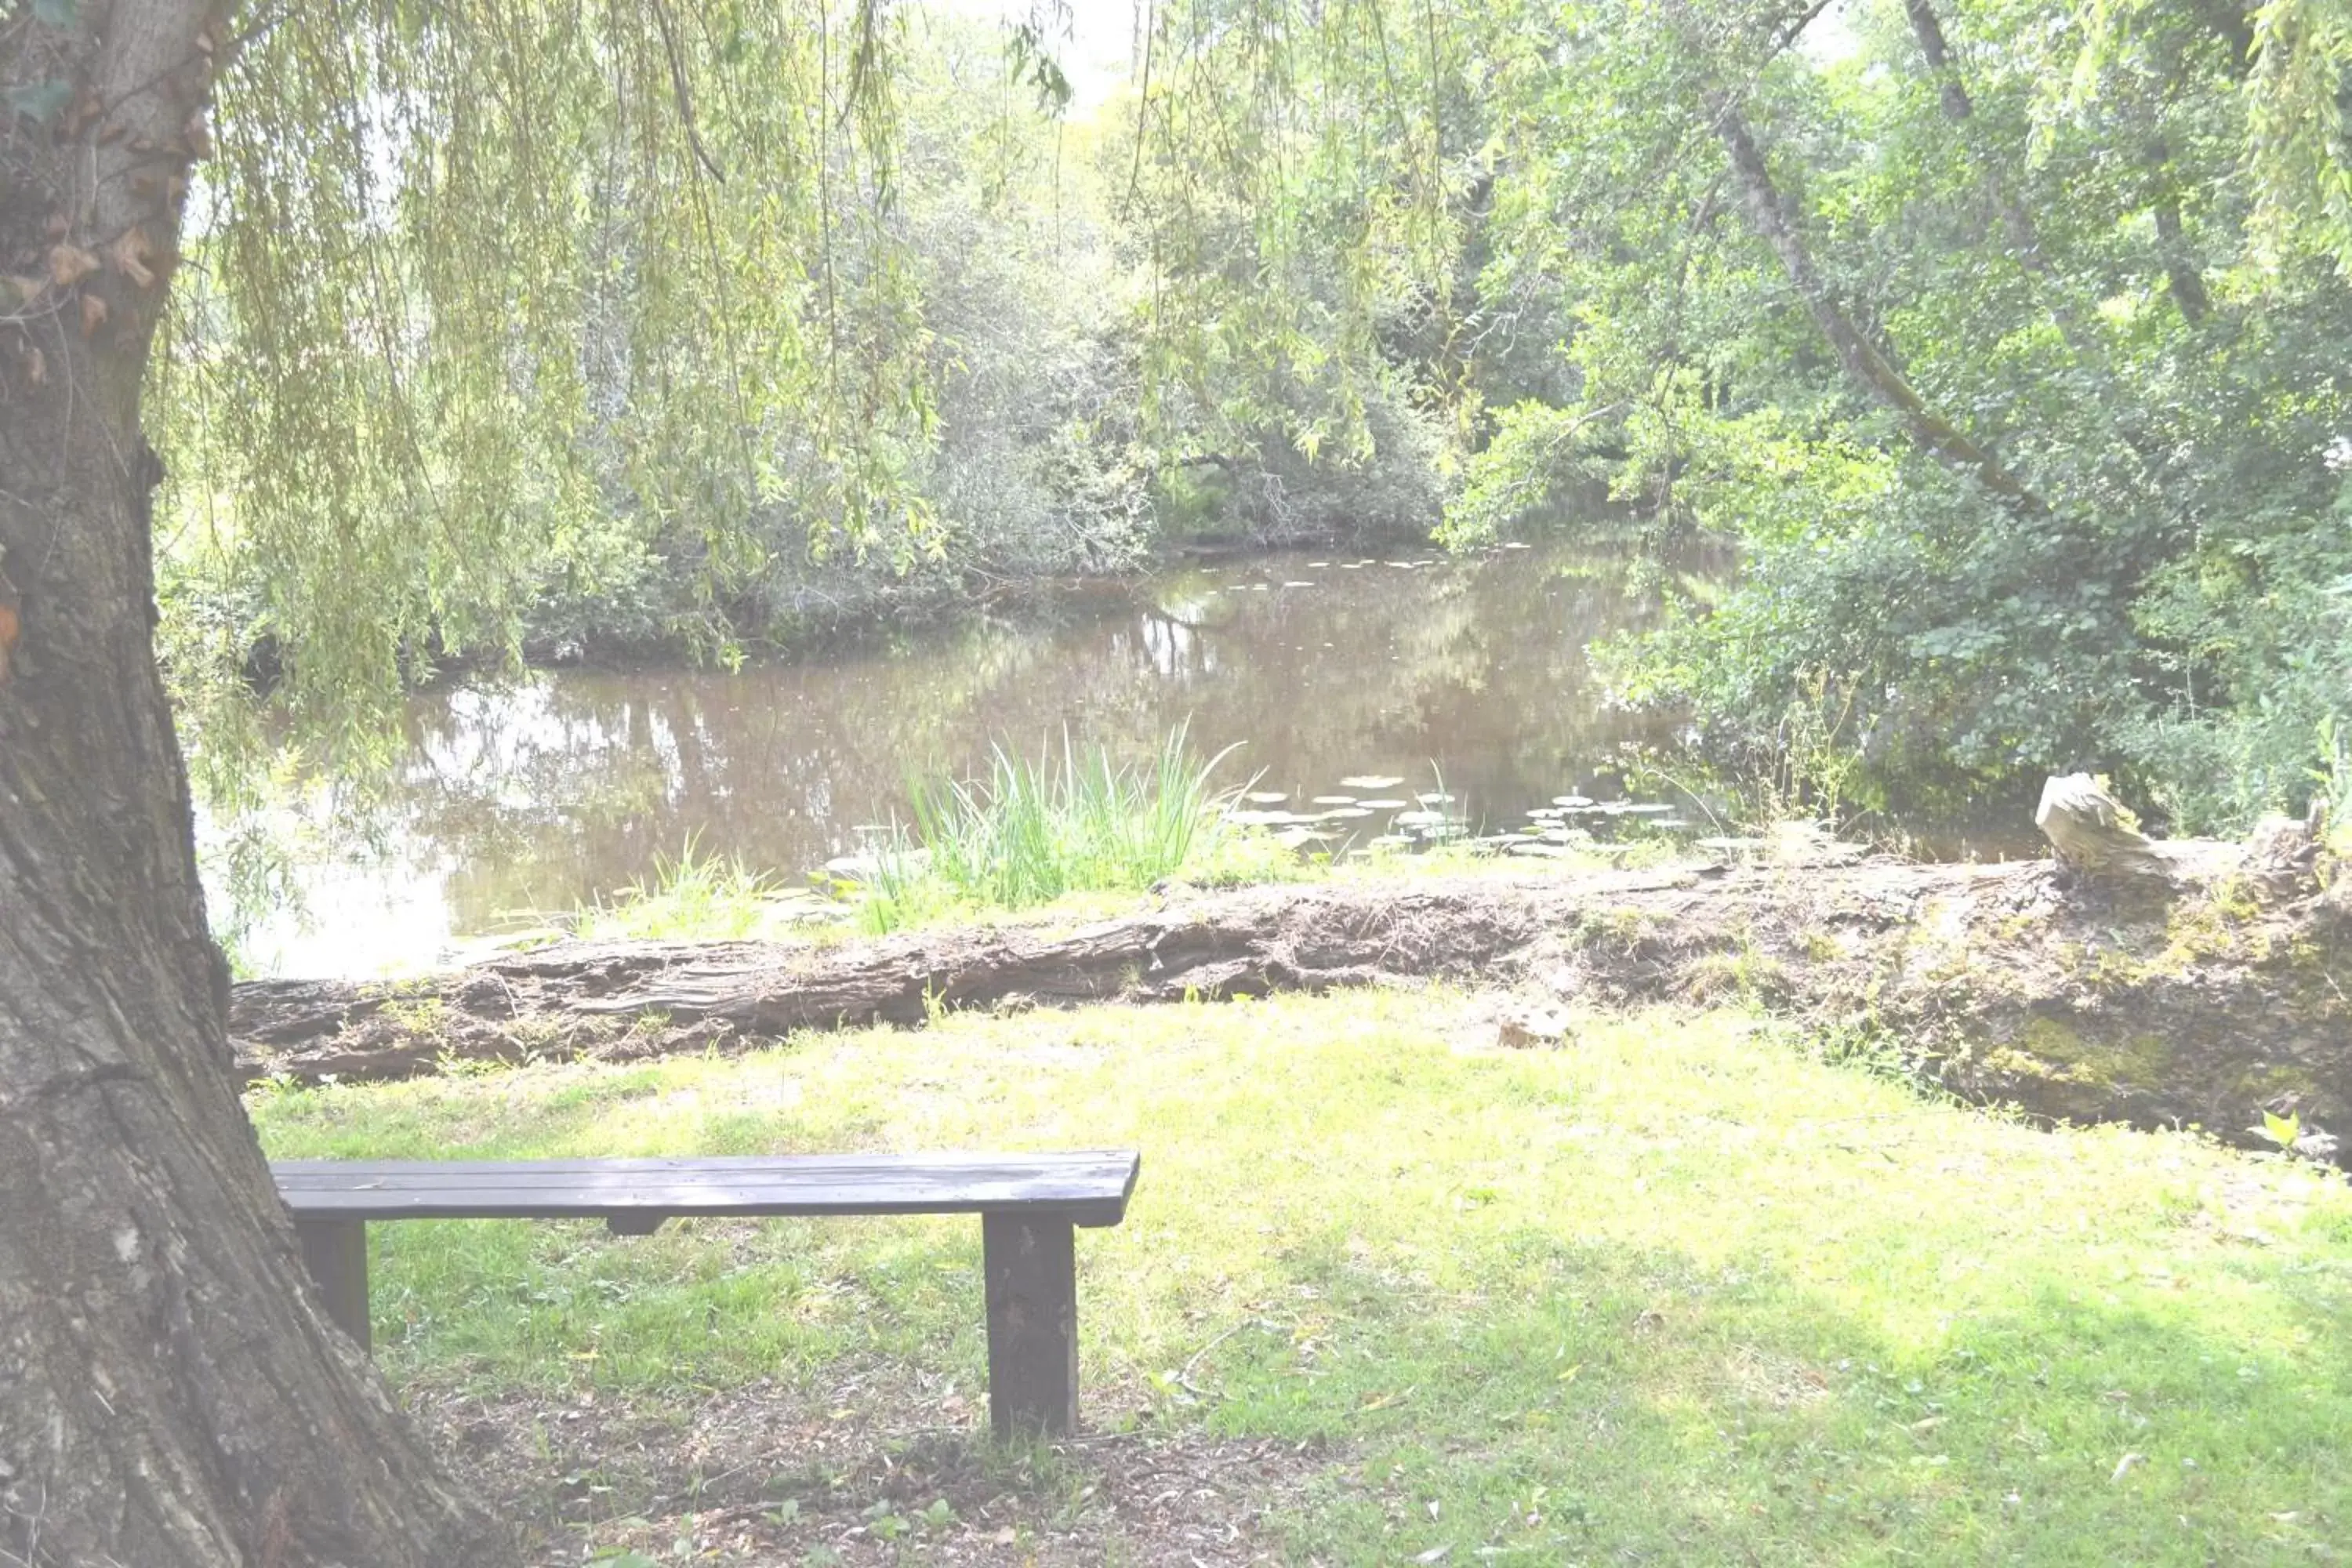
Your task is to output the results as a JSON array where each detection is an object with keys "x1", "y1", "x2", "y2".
[{"x1": 1340, "y1": 775, "x2": 1405, "y2": 789}]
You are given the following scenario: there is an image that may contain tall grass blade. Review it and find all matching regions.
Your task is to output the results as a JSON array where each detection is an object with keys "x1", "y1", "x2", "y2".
[{"x1": 858, "y1": 724, "x2": 1244, "y2": 931}]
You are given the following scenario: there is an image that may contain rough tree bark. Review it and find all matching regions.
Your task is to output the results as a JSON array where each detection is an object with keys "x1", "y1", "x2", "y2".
[
  {"x1": 2146, "y1": 140, "x2": 2213, "y2": 325},
  {"x1": 0, "y1": 5, "x2": 508, "y2": 1564}
]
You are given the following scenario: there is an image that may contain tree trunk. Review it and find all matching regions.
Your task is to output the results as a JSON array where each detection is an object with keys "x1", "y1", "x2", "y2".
[
  {"x1": 2150, "y1": 176, "x2": 2213, "y2": 324},
  {"x1": 1708, "y1": 94, "x2": 2049, "y2": 515},
  {"x1": 1902, "y1": 0, "x2": 1976, "y2": 125},
  {"x1": 0, "y1": 6, "x2": 507, "y2": 1564}
]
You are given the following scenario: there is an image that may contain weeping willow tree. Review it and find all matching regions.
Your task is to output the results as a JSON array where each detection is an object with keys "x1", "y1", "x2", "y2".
[
  {"x1": 1101, "y1": 0, "x2": 1479, "y2": 535},
  {"x1": 0, "y1": 0, "x2": 926, "y2": 1559}
]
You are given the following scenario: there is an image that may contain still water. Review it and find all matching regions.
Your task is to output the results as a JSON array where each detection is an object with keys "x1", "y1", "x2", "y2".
[{"x1": 222, "y1": 542, "x2": 1724, "y2": 976}]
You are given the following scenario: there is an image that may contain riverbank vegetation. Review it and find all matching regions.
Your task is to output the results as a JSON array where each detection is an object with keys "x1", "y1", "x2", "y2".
[
  {"x1": 543, "y1": 728, "x2": 1703, "y2": 948},
  {"x1": 148, "y1": 0, "x2": 2352, "y2": 843},
  {"x1": 246, "y1": 988, "x2": 2352, "y2": 1564},
  {"x1": 553, "y1": 806, "x2": 1632, "y2": 952},
  {"x1": 857, "y1": 728, "x2": 1262, "y2": 930}
]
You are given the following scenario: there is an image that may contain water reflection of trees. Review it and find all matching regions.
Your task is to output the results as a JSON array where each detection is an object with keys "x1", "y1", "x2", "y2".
[{"x1": 300, "y1": 542, "x2": 1710, "y2": 933}]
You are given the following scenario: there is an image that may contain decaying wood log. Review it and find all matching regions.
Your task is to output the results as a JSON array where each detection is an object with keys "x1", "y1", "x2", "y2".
[{"x1": 234, "y1": 820, "x2": 2350, "y2": 1161}]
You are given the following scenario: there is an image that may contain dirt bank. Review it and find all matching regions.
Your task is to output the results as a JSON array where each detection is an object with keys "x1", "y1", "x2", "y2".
[{"x1": 231, "y1": 829, "x2": 2352, "y2": 1155}]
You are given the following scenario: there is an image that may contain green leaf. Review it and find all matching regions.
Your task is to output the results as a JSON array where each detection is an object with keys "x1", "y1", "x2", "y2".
[{"x1": 33, "y1": 0, "x2": 78, "y2": 25}]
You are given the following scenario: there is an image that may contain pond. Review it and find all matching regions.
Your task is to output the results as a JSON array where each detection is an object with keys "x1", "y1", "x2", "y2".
[{"x1": 217, "y1": 539, "x2": 1734, "y2": 977}]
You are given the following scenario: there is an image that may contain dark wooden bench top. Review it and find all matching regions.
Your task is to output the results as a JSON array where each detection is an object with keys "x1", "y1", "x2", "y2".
[
  {"x1": 271, "y1": 1151, "x2": 1140, "y2": 1229},
  {"x1": 273, "y1": 1149, "x2": 1138, "y2": 1436}
]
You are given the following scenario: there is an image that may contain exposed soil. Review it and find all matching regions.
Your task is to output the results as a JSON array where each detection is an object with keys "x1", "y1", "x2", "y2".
[
  {"x1": 233, "y1": 833, "x2": 2352, "y2": 1156},
  {"x1": 411, "y1": 1368, "x2": 1337, "y2": 1566}
]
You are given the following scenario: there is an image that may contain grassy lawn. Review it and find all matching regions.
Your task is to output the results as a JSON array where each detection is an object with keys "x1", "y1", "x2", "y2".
[{"x1": 250, "y1": 989, "x2": 2352, "y2": 1565}]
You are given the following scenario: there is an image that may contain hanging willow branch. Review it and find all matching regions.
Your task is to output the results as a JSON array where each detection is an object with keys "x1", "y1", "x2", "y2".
[
  {"x1": 150, "y1": 0, "x2": 927, "y2": 768},
  {"x1": 648, "y1": 0, "x2": 725, "y2": 184}
]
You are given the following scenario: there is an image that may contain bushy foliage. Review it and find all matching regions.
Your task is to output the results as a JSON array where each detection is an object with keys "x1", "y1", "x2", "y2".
[{"x1": 1407, "y1": 0, "x2": 2352, "y2": 831}]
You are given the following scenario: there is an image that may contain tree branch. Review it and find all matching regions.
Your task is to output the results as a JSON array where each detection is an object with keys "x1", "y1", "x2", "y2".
[
  {"x1": 1903, "y1": 0, "x2": 2096, "y2": 355},
  {"x1": 1710, "y1": 93, "x2": 2047, "y2": 514}
]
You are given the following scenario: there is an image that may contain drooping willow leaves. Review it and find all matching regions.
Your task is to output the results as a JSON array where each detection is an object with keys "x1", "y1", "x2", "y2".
[
  {"x1": 154, "y1": 0, "x2": 932, "y2": 770},
  {"x1": 1108, "y1": 0, "x2": 1481, "y2": 464}
]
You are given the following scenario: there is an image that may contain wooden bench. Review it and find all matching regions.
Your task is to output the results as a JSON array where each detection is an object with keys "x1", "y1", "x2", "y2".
[{"x1": 272, "y1": 1151, "x2": 1140, "y2": 1437}]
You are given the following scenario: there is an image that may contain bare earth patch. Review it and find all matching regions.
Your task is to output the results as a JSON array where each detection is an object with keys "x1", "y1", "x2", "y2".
[{"x1": 412, "y1": 1373, "x2": 1340, "y2": 1565}]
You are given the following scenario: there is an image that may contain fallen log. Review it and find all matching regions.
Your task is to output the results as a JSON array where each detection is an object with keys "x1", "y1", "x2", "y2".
[{"x1": 234, "y1": 819, "x2": 2351, "y2": 1159}]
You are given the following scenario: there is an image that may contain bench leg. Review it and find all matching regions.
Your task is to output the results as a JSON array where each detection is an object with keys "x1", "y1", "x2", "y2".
[
  {"x1": 294, "y1": 1218, "x2": 371, "y2": 1354},
  {"x1": 982, "y1": 1213, "x2": 1077, "y2": 1439}
]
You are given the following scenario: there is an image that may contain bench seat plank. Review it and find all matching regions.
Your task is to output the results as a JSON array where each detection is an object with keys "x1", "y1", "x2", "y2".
[
  {"x1": 272, "y1": 1149, "x2": 1138, "y2": 1436},
  {"x1": 271, "y1": 1151, "x2": 1139, "y2": 1227}
]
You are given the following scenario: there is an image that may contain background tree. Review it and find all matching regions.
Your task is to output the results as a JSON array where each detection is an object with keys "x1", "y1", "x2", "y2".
[{"x1": 1412, "y1": 0, "x2": 2352, "y2": 829}]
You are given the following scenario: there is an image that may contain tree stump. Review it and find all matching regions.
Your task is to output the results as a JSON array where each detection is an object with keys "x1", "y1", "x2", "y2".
[
  {"x1": 2245, "y1": 812, "x2": 2321, "y2": 899},
  {"x1": 2035, "y1": 774, "x2": 2168, "y2": 880}
]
